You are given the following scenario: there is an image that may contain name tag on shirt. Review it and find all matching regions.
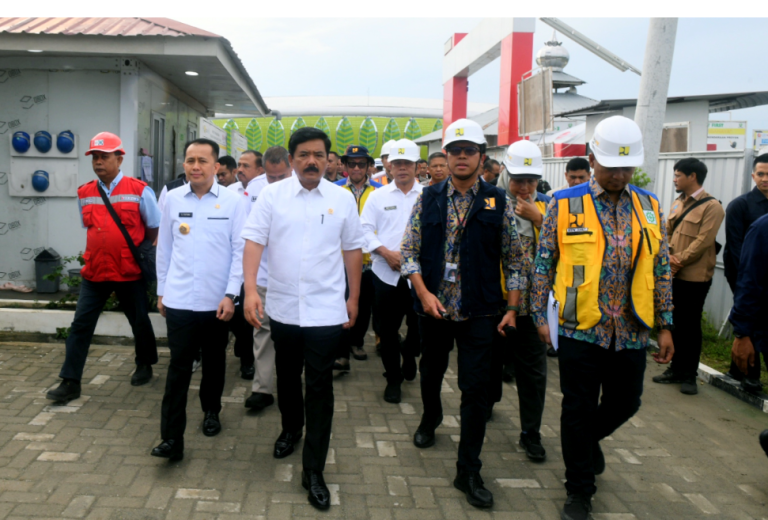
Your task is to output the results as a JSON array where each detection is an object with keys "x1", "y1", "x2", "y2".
[
  {"x1": 566, "y1": 227, "x2": 592, "y2": 236},
  {"x1": 179, "y1": 212, "x2": 193, "y2": 217},
  {"x1": 207, "y1": 217, "x2": 229, "y2": 220},
  {"x1": 384, "y1": 206, "x2": 397, "y2": 211}
]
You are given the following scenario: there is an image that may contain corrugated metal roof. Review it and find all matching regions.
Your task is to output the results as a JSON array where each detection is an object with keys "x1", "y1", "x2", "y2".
[{"x1": 0, "y1": 17, "x2": 220, "y2": 38}]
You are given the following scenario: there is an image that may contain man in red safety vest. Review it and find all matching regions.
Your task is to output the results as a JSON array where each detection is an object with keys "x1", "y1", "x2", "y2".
[{"x1": 47, "y1": 132, "x2": 161, "y2": 403}]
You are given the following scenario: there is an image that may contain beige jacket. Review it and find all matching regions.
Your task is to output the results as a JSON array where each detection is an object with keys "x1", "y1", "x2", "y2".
[{"x1": 667, "y1": 189, "x2": 725, "y2": 282}]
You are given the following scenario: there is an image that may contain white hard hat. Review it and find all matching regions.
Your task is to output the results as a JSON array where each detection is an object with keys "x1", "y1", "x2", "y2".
[
  {"x1": 387, "y1": 139, "x2": 420, "y2": 163},
  {"x1": 503, "y1": 140, "x2": 543, "y2": 178},
  {"x1": 443, "y1": 118, "x2": 486, "y2": 148},
  {"x1": 374, "y1": 158, "x2": 383, "y2": 167},
  {"x1": 380, "y1": 140, "x2": 396, "y2": 158},
  {"x1": 590, "y1": 116, "x2": 644, "y2": 168}
]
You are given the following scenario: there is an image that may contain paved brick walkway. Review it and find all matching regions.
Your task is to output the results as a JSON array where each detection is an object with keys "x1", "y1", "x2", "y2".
[{"x1": 0, "y1": 333, "x2": 767, "y2": 519}]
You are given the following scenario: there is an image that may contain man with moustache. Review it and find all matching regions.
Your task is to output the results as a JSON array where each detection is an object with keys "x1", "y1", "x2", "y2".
[
  {"x1": 242, "y1": 127, "x2": 365, "y2": 510},
  {"x1": 229, "y1": 150, "x2": 264, "y2": 196},
  {"x1": 422, "y1": 151, "x2": 449, "y2": 186},
  {"x1": 401, "y1": 119, "x2": 524, "y2": 509}
]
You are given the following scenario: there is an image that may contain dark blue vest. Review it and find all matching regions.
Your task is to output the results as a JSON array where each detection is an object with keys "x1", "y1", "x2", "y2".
[{"x1": 413, "y1": 178, "x2": 507, "y2": 317}]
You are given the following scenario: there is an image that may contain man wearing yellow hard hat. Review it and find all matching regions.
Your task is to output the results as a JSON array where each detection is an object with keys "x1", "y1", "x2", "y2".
[{"x1": 531, "y1": 116, "x2": 674, "y2": 520}]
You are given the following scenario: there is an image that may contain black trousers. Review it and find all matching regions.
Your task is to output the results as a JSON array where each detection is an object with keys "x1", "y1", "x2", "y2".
[
  {"x1": 60, "y1": 278, "x2": 157, "y2": 381},
  {"x1": 489, "y1": 316, "x2": 547, "y2": 433},
  {"x1": 559, "y1": 335, "x2": 646, "y2": 496},
  {"x1": 670, "y1": 278, "x2": 712, "y2": 380},
  {"x1": 161, "y1": 308, "x2": 229, "y2": 443},
  {"x1": 374, "y1": 274, "x2": 421, "y2": 383},
  {"x1": 272, "y1": 320, "x2": 343, "y2": 472},
  {"x1": 232, "y1": 284, "x2": 255, "y2": 368},
  {"x1": 419, "y1": 315, "x2": 495, "y2": 473},
  {"x1": 337, "y1": 269, "x2": 376, "y2": 359}
]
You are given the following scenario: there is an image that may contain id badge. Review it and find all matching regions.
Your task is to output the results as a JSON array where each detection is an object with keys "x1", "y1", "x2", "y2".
[{"x1": 443, "y1": 262, "x2": 458, "y2": 283}]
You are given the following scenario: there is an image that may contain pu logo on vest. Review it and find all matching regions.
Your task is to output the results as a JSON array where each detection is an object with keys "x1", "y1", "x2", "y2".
[
  {"x1": 523, "y1": 158, "x2": 532, "y2": 166},
  {"x1": 484, "y1": 198, "x2": 496, "y2": 209},
  {"x1": 619, "y1": 146, "x2": 630, "y2": 156},
  {"x1": 643, "y1": 210, "x2": 657, "y2": 225},
  {"x1": 455, "y1": 128, "x2": 464, "y2": 136},
  {"x1": 566, "y1": 213, "x2": 591, "y2": 235}
]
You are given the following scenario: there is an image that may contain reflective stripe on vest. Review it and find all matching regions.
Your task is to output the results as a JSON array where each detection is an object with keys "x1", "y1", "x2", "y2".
[
  {"x1": 80, "y1": 194, "x2": 142, "y2": 207},
  {"x1": 553, "y1": 186, "x2": 661, "y2": 331}
]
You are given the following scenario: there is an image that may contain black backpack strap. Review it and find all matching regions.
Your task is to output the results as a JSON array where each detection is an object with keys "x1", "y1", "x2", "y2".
[
  {"x1": 97, "y1": 183, "x2": 142, "y2": 265},
  {"x1": 669, "y1": 196, "x2": 716, "y2": 236}
]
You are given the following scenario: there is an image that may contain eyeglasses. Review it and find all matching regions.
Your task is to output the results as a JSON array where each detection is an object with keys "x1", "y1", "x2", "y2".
[
  {"x1": 445, "y1": 145, "x2": 480, "y2": 157},
  {"x1": 346, "y1": 160, "x2": 369, "y2": 170}
]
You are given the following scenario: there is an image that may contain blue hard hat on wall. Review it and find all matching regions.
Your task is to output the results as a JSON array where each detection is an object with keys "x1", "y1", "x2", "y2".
[
  {"x1": 56, "y1": 131, "x2": 75, "y2": 154},
  {"x1": 12, "y1": 131, "x2": 31, "y2": 153},
  {"x1": 34, "y1": 130, "x2": 52, "y2": 153},
  {"x1": 32, "y1": 170, "x2": 49, "y2": 192}
]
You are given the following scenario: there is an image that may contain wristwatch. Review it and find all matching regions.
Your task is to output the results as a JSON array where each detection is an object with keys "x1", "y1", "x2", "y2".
[
  {"x1": 225, "y1": 293, "x2": 236, "y2": 302},
  {"x1": 734, "y1": 332, "x2": 747, "y2": 339}
]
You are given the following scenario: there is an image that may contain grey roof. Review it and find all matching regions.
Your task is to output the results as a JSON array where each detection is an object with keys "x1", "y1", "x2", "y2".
[
  {"x1": 556, "y1": 90, "x2": 768, "y2": 117},
  {"x1": 415, "y1": 91, "x2": 597, "y2": 144},
  {"x1": 552, "y1": 71, "x2": 585, "y2": 88}
]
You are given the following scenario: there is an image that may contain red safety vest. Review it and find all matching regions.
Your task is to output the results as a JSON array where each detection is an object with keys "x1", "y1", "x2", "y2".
[{"x1": 78, "y1": 176, "x2": 146, "y2": 282}]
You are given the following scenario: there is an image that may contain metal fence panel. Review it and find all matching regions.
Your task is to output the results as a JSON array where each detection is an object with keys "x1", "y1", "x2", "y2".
[{"x1": 541, "y1": 150, "x2": 755, "y2": 328}]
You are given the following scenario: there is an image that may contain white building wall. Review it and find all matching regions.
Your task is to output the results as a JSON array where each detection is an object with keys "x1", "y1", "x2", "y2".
[{"x1": 0, "y1": 69, "x2": 120, "y2": 285}]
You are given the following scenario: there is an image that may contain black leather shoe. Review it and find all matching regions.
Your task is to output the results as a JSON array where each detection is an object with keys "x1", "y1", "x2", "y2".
[
  {"x1": 202, "y1": 411, "x2": 221, "y2": 437},
  {"x1": 680, "y1": 379, "x2": 699, "y2": 395},
  {"x1": 741, "y1": 377, "x2": 763, "y2": 395},
  {"x1": 546, "y1": 346, "x2": 559, "y2": 358},
  {"x1": 593, "y1": 441, "x2": 605, "y2": 475},
  {"x1": 384, "y1": 382, "x2": 401, "y2": 404},
  {"x1": 244, "y1": 392, "x2": 274, "y2": 411},
  {"x1": 402, "y1": 355, "x2": 417, "y2": 381},
  {"x1": 454, "y1": 470, "x2": 493, "y2": 508},
  {"x1": 351, "y1": 346, "x2": 368, "y2": 361},
  {"x1": 274, "y1": 430, "x2": 302, "y2": 459},
  {"x1": 46, "y1": 379, "x2": 81, "y2": 403},
  {"x1": 561, "y1": 493, "x2": 592, "y2": 520},
  {"x1": 151, "y1": 439, "x2": 184, "y2": 461},
  {"x1": 240, "y1": 365, "x2": 255, "y2": 380},
  {"x1": 131, "y1": 364, "x2": 153, "y2": 386},
  {"x1": 652, "y1": 368, "x2": 686, "y2": 384},
  {"x1": 760, "y1": 430, "x2": 768, "y2": 458},
  {"x1": 520, "y1": 431, "x2": 546, "y2": 462},
  {"x1": 302, "y1": 469, "x2": 331, "y2": 510},
  {"x1": 333, "y1": 359, "x2": 350, "y2": 373},
  {"x1": 413, "y1": 414, "x2": 442, "y2": 448},
  {"x1": 502, "y1": 363, "x2": 515, "y2": 383}
]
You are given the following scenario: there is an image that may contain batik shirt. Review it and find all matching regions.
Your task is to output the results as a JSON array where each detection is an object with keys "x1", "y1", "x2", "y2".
[
  {"x1": 531, "y1": 176, "x2": 673, "y2": 350},
  {"x1": 401, "y1": 177, "x2": 524, "y2": 321}
]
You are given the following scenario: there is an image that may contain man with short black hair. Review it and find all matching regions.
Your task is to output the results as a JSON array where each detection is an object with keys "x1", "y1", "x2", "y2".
[
  {"x1": 231, "y1": 150, "x2": 264, "y2": 194},
  {"x1": 548, "y1": 157, "x2": 591, "y2": 196},
  {"x1": 481, "y1": 159, "x2": 501, "y2": 185},
  {"x1": 423, "y1": 152, "x2": 448, "y2": 186},
  {"x1": 152, "y1": 138, "x2": 245, "y2": 461},
  {"x1": 216, "y1": 155, "x2": 238, "y2": 186},
  {"x1": 325, "y1": 151, "x2": 343, "y2": 182},
  {"x1": 724, "y1": 153, "x2": 768, "y2": 388},
  {"x1": 652, "y1": 158, "x2": 724, "y2": 395},
  {"x1": 242, "y1": 127, "x2": 365, "y2": 510},
  {"x1": 416, "y1": 158, "x2": 429, "y2": 183}
]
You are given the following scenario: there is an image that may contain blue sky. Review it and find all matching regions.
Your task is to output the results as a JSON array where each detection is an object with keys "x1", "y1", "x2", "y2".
[{"x1": 180, "y1": 17, "x2": 768, "y2": 147}]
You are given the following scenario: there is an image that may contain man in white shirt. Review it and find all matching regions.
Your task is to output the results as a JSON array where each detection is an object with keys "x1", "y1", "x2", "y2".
[
  {"x1": 228, "y1": 150, "x2": 264, "y2": 195},
  {"x1": 242, "y1": 128, "x2": 365, "y2": 510},
  {"x1": 361, "y1": 139, "x2": 423, "y2": 404},
  {"x1": 151, "y1": 138, "x2": 246, "y2": 462},
  {"x1": 243, "y1": 146, "x2": 292, "y2": 412}
]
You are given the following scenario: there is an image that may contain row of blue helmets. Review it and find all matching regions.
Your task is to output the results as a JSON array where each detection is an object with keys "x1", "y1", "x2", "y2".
[{"x1": 12, "y1": 130, "x2": 75, "y2": 154}]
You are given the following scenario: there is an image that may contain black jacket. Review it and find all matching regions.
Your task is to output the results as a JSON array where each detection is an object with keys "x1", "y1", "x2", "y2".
[{"x1": 724, "y1": 187, "x2": 768, "y2": 292}]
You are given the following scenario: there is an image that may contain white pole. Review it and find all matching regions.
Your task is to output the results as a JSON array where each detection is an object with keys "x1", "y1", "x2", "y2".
[{"x1": 634, "y1": 18, "x2": 678, "y2": 191}]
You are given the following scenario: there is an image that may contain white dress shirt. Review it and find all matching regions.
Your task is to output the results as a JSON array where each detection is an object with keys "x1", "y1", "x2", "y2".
[
  {"x1": 360, "y1": 180, "x2": 423, "y2": 286},
  {"x1": 241, "y1": 176, "x2": 366, "y2": 327},
  {"x1": 157, "y1": 181, "x2": 246, "y2": 312}
]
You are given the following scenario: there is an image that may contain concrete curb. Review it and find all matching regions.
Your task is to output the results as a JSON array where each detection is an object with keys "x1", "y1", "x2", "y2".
[{"x1": 649, "y1": 338, "x2": 768, "y2": 413}]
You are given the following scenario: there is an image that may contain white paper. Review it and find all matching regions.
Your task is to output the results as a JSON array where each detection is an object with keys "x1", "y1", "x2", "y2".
[
  {"x1": 141, "y1": 156, "x2": 153, "y2": 183},
  {"x1": 547, "y1": 291, "x2": 559, "y2": 351}
]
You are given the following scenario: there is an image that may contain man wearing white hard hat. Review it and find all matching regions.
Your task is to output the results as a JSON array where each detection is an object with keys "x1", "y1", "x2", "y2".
[
  {"x1": 401, "y1": 118, "x2": 524, "y2": 509},
  {"x1": 360, "y1": 139, "x2": 423, "y2": 404},
  {"x1": 489, "y1": 139, "x2": 551, "y2": 463},
  {"x1": 372, "y1": 139, "x2": 396, "y2": 186},
  {"x1": 530, "y1": 116, "x2": 674, "y2": 520}
]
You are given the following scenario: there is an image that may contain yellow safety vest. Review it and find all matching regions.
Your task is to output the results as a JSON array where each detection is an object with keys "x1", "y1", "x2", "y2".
[
  {"x1": 553, "y1": 185, "x2": 662, "y2": 330},
  {"x1": 501, "y1": 199, "x2": 548, "y2": 300},
  {"x1": 340, "y1": 181, "x2": 377, "y2": 265}
]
